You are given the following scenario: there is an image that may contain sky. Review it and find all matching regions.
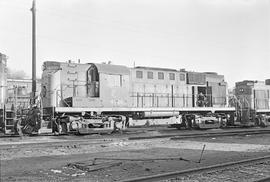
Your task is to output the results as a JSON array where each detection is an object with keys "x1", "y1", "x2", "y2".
[{"x1": 0, "y1": 0, "x2": 269, "y2": 88}]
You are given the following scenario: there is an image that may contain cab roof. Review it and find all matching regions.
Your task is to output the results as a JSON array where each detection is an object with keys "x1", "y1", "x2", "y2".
[{"x1": 88, "y1": 63, "x2": 130, "y2": 75}]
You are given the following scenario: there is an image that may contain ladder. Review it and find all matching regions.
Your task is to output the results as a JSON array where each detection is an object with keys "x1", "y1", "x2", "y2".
[{"x1": 3, "y1": 106, "x2": 17, "y2": 134}]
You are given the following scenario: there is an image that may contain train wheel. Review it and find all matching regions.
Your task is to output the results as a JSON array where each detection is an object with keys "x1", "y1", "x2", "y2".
[
  {"x1": 60, "y1": 123, "x2": 68, "y2": 134},
  {"x1": 255, "y1": 118, "x2": 260, "y2": 126},
  {"x1": 220, "y1": 121, "x2": 227, "y2": 128}
]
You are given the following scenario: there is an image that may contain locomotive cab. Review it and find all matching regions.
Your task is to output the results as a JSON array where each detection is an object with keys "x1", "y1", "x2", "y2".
[
  {"x1": 85, "y1": 63, "x2": 131, "y2": 108},
  {"x1": 87, "y1": 64, "x2": 100, "y2": 97}
]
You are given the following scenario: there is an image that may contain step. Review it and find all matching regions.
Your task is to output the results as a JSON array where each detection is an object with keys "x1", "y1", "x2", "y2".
[{"x1": 4, "y1": 129, "x2": 14, "y2": 134}]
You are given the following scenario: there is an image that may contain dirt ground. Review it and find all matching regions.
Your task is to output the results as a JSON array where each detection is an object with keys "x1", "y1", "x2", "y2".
[{"x1": 1, "y1": 131, "x2": 270, "y2": 182}]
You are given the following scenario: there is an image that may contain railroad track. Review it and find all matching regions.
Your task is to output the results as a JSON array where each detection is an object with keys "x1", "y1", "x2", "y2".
[
  {"x1": 1, "y1": 128, "x2": 270, "y2": 142},
  {"x1": 129, "y1": 129, "x2": 270, "y2": 140},
  {"x1": 121, "y1": 155, "x2": 270, "y2": 182}
]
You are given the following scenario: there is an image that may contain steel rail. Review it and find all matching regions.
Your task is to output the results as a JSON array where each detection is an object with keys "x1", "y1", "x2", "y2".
[
  {"x1": 1, "y1": 128, "x2": 269, "y2": 140},
  {"x1": 120, "y1": 155, "x2": 270, "y2": 182},
  {"x1": 253, "y1": 176, "x2": 270, "y2": 182},
  {"x1": 0, "y1": 138, "x2": 113, "y2": 149},
  {"x1": 171, "y1": 130, "x2": 270, "y2": 140},
  {"x1": 128, "y1": 129, "x2": 270, "y2": 140}
]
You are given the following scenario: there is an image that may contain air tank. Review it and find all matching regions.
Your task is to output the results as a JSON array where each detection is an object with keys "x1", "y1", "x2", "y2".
[{"x1": 0, "y1": 53, "x2": 7, "y2": 109}]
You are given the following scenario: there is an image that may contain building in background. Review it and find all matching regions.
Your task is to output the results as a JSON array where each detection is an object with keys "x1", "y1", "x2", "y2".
[
  {"x1": 7, "y1": 78, "x2": 41, "y2": 110},
  {"x1": 0, "y1": 53, "x2": 42, "y2": 112},
  {"x1": 0, "y1": 53, "x2": 7, "y2": 109}
]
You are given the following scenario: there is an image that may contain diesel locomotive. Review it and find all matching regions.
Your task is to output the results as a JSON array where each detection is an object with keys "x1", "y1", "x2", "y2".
[{"x1": 40, "y1": 61, "x2": 235, "y2": 134}]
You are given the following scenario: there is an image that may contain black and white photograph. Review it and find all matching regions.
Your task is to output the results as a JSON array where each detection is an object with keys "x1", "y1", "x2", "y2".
[{"x1": 0, "y1": 0, "x2": 270, "y2": 181}]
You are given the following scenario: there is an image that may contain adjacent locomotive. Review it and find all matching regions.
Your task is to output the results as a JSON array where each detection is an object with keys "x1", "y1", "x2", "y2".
[
  {"x1": 235, "y1": 80, "x2": 270, "y2": 126},
  {"x1": 41, "y1": 61, "x2": 235, "y2": 134}
]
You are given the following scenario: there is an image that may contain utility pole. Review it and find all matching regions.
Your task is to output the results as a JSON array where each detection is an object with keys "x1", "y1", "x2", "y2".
[{"x1": 30, "y1": 0, "x2": 36, "y2": 105}]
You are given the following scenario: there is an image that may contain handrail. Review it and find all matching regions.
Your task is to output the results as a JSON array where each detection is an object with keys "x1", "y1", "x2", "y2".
[{"x1": 55, "y1": 89, "x2": 71, "y2": 107}]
